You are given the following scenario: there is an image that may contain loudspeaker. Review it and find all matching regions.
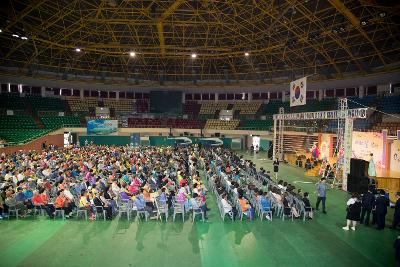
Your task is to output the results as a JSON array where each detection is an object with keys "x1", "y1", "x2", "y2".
[
  {"x1": 347, "y1": 174, "x2": 369, "y2": 193},
  {"x1": 350, "y1": 158, "x2": 368, "y2": 178}
]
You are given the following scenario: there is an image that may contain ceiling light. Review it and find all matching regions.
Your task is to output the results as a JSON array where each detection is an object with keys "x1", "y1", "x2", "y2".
[
  {"x1": 379, "y1": 12, "x2": 386, "y2": 18},
  {"x1": 244, "y1": 52, "x2": 249, "y2": 57},
  {"x1": 129, "y1": 51, "x2": 136, "y2": 57},
  {"x1": 75, "y1": 48, "x2": 81, "y2": 52},
  {"x1": 339, "y1": 27, "x2": 345, "y2": 32},
  {"x1": 361, "y1": 20, "x2": 367, "y2": 26},
  {"x1": 12, "y1": 34, "x2": 19, "y2": 38},
  {"x1": 191, "y1": 53, "x2": 197, "y2": 58},
  {"x1": 21, "y1": 36, "x2": 28, "y2": 40},
  {"x1": 0, "y1": 29, "x2": 2, "y2": 33}
]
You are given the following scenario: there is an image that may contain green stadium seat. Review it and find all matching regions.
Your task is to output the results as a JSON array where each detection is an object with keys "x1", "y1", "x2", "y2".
[{"x1": 40, "y1": 116, "x2": 82, "y2": 129}]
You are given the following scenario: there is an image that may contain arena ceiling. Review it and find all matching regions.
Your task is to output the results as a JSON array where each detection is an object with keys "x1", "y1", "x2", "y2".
[{"x1": 0, "y1": 0, "x2": 399, "y2": 84}]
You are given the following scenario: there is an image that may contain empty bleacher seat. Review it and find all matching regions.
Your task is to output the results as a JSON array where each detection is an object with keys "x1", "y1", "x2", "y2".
[
  {"x1": 40, "y1": 116, "x2": 82, "y2": 128},
  {"x1": 204, "y1": 119, "x2": 239, "y2": 130},
  {"x1": 238, "y1": 120, "x2": 273, "y2": 130},
  {"x1": 232, "y1": 102, "x2": 262, "y2": 115},
  {"x1": 0, "y1": 115, "x2": 37, "y2": 129}
]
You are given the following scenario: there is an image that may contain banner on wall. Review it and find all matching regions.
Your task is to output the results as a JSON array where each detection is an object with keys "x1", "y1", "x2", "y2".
[
  {"x1": 351, "y1": 131, "x2": 383, "y2": 168},
  {"x1": 390, "y1": 140, "x2": 400, "y2": 172},
  {"x1": 87, "y1": 120, "x2": 118, "y2": 135}
]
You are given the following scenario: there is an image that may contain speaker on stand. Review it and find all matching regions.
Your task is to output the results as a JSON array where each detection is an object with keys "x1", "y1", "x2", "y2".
[{"x1": 347, "y1": 158, "x2": 369, "y2": 193}]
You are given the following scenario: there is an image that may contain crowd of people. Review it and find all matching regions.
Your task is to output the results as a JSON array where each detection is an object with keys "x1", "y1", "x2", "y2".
[
  {"x1": 343, "y1": 187, "x2": 399, "y2": 231},
  {"x1": 0, "y1": 143, "x2": 397, "y2": 231},
  {"x1": 0, "y1": 145, "x2": 209, "y2": 221},
  {"x1": 204, "y1": 148, "x2": 313, "y2": 221}
]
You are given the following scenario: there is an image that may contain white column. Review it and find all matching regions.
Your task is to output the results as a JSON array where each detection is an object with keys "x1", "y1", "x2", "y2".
[
  {"x1": 41, "y1": 86, "x2": 45, "y2": 97},
  {"x1": 215, "y1": 93, "x2": 218, "y2": 102},
  {"x1": 282, "y1": 91, "x2": 286, "y2": 102},
  {"x1": 319, "y1": 89, "x2": 323, "y2": 100},
  {"x1": 358, "y1": 85, "x2": 364, "y2": 98},
  {"x1": 182, "y1": 92, "x2": 185, "y2": 103},
  {"x1": 247, "y1": 93, "x2": 252, "y2": 102},
  {"x1": 80, "y1": 89, "x2": 84, "y2": 99},
  {"x1": 116, "y1": 91, "x2": 119, "y2": 100}
]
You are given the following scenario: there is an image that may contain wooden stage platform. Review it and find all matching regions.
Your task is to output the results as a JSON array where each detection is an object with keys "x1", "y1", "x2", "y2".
[{"x1": 373, "y1": 168, "x2": 400, "y2": 202}]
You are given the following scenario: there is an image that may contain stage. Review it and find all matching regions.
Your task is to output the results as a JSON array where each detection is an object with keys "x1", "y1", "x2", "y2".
[{"x1": 374, "y1": 168, "x2": 400, "y2": 202}]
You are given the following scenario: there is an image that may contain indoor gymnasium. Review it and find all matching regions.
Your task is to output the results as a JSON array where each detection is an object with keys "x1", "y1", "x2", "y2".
[{"x1": 0, "y1": 1, "x2": 399, "y2": 267}]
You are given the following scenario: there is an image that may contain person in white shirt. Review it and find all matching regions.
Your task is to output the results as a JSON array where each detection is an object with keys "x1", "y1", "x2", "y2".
[
  {"x1": 63, "y1": 186, "x2": 75, "y2": 202},
  {"x1": 220, "y1": 194, "x2": 235, "y2": 219},
  {"x1": 42, "y1": 168, "x2": 51, "y2": 177},
  {"x1": 192, "y1": 183, "x2": 200, "y2": 195}
]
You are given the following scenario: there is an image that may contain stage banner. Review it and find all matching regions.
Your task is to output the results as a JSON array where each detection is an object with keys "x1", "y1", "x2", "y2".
[
  {"x1": 351, "y1": 131, "x2": 383, "y2": 168},
  {"x1": 319, "y1": 133, "x2": 332, "y2": 159},
  {"x1": 390, "y1": 140, "x2": 400, "y2": 172},
  {"x1": 290, "y1": 76, "x2": 307, "y2": 107},
  {"x1": 87, "y1": 120, "x2": 118, "y2": 135}
]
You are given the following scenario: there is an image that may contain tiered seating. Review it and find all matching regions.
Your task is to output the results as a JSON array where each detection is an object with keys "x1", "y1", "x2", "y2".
[
  {"x1": 204, "y1": 119, "x2": 239, "y2": 130},
  {"x1": 0, "y1": 129, "x2": 49, "y2": 144},
  {"x1": 128, "y1": 118, "x2": 162, "y2": 128},
  {"x1": 238, "y1": 120, "x2": 273, "y2": 130},
  {"x1": 66, "y1": 97, "x2": 98, "y2": 112},
  {"x1": 0, "y1": 93, "x2": 25, "y2": 110},
  {"x1": 352, "y1": 119, "x2": 373, "y2": 131},
  {"x1": 264, "y1": 100, "x2": 289, "y2": 115},
  {"x1": 199, "y1": 102, "x2": 229, "y2": 115},
  {"x1": 40, "y1": 116, "x2": 82, "y2": 128},
  {"x1": 348, "y1": 96, "x2": 376, "y2": 109},
  {"x1": 0, "y1": 115, "x2": 37, "y2": 129},
  {"x1": 372, "y1": 122, "x2": 400, "y2": 135},
  {"x1": 103, "y1": 99, "x2": 134, "y2": 113},
  {"x1": 26, "y1": 95, "x2": 65, "y2": 111},
  {"x1": 183, "y1": 101, "x2": 201, "y2": 116},
  {"x1": 136, "y1": 99, "x2": 149, "y2": 113},
  {"x1": 127, "y1": 118, "x2": 202, "y2": 129},
  {"x1": 232, "y1": 102, "x2": 262, "y2": 115},
  {"x1": 326, "y1": 118, "x2": 375, "y2": 132},
  {"x1": 289, "y1": 99, "x2": 336, "y2": 113},
  {"x1": 165, "y1": 118, "x2": 202, "y2": 129},
  {"x1": 378, "y1": 95, "x2": 400, "y2": 114}
]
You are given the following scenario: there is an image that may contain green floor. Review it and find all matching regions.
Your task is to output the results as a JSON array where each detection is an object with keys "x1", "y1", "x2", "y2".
[{"x1": 0, "y1": 151, "x2": 397, "y2": 267}]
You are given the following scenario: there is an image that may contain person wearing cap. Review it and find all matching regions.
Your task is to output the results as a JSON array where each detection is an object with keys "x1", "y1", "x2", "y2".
[
  {"x1": 390, "y1": 192, "x2": 400, "y2": 230},
  {"x1": 375, "y1": 189, "x2": 390, "y2": 230}
]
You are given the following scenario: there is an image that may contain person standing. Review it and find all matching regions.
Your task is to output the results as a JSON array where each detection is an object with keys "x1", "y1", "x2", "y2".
[
  {"x1": 390, "y1": 192, "x2": 400, "y2": 230},
  {"x1": 343, "y1": 193, "x2": 362, "y2": 231},
  {"x1": 273, "y1": 158, "x2": 279, "y2": 180},
  {"x1": 315, "y1": 178, "x2": 327, "y2": 214},
  {"x1": 360, "y1": 186, "x2": 375, "y2": 226},
  {"x1": 368, "y1": 153, "x2": 376, "y2": 177},
  {"x1": 375, "y1": 189, "x2": 390, "y2": 230}
]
